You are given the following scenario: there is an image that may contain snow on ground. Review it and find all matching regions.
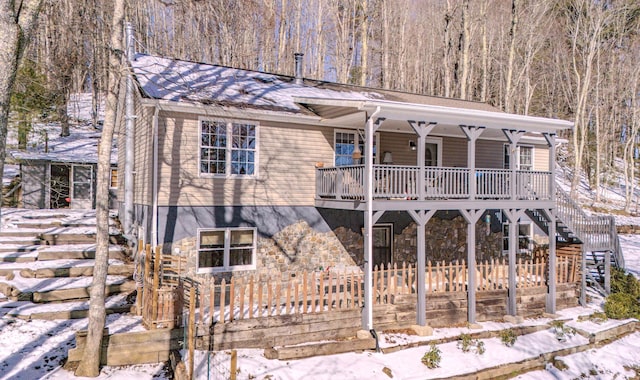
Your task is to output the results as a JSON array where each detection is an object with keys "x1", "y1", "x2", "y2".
[{"x1": 0, "y1": 235, "x2": 637, "y2": 379}]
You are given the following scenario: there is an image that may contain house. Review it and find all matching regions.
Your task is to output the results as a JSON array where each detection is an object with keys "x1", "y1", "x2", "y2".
[
  {"x1": 7, "y1": 127, "x2": 118, "y2": 210},
  {"x1": 120, "y1": 51, "x2": 622, "y2": 334}
]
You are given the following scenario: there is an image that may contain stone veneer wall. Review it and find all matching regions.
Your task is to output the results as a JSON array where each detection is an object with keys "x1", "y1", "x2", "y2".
[
  {"x1": 394, "y1": 216, "x2": 503, "y2": 264},
  {"x1": 333, "y1": 215, "x2": 503, "y2": 266},
  {"x1": 170, "y1": 220, "x2": 358, "y2": 282},
  {"x1": 169, "y1": 215, "x2": 502, "y2": 282}
]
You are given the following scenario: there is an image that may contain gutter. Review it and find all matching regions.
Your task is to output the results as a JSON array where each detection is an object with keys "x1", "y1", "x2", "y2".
[{"x1": 151, "y1": 105, "x2": 159, "y2": 249}]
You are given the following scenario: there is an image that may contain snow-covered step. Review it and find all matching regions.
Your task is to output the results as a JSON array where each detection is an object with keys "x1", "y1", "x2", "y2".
[
  {"x1": 0, "y1": 249, "x2": 39, "y2": 262},
  {"x1": 0, "y1": 236, "x2": 41, "y2": 246},
  {"x1": 0, "y1": 243, "x2": 39, "y2": 254},
  {"x1": 5, "y1": 294, "x2": 134, "y2": 320},
  {"x1": 39, "y1": 226, "x2": 121, "y2": 245},
  {"x1": 0, "y1": 228, "x2": 50, "y2": 237},
  {"x1": 0, "y1": 259, "x2": 132, "y2": 278},
  {"x1": 0, "y1": 273, "x2": 135, "y2": 302},
  {"x1": 36, "y1": 244, "x2": 127, "y2": 261}
]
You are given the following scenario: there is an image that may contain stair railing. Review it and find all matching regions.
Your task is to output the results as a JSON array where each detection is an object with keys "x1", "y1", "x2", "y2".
[{"x1": 555, "y1": 187, "x2": 624, "y2": 268}]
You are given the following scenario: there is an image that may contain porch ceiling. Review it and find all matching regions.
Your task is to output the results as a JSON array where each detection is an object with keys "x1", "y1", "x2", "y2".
[{"x1": 295, "y1": 97, "x2": 573, "y2": 137}]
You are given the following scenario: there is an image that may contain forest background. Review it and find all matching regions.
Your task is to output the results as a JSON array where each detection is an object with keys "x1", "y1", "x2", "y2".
[{"x1": 11, "y1": 0, "x2": 640, "y2": 208}]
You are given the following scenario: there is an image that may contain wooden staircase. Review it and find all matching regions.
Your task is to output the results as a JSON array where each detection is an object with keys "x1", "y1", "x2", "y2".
[
  {"x1": 0, "y1": 210, "x2": 135, "y2": 319},
  {"x1": 525, "y1": 186, "x2": 623, "y2": 291}
]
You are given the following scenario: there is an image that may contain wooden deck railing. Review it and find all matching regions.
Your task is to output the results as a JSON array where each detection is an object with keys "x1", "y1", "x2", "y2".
[
  {"x1": 181, "y1": 257, "x2": 575, "y2": 326},
  {"x1": 555, "y1": 187, "x2": 624, "y2": 267},
  {"x1": 316, "y1": 165, "x2": 552, "y2": 201}
]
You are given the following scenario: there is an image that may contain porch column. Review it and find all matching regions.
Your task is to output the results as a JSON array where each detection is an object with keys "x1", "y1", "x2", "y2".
[
  {"x1": 460, "y1": 209, "x2": 485, "y2": 324},
  {"x1": 543, "y1": 133, "x2": 557, "y2": 201},
  {"x1": 408, "y1": 209, "x2": 436, "y2": 326},
  {"x1": 542, "y1": 208, "x2": 557, "y2": 314},
  {"x1": 409, "y1": 121, "x2": 436, "y2": 200},
  {"x1": 362, "y1": 110, "x2": 384, "y2": 330},
  {"x1": 503, "y1": 130, "x2": 525, "y2": 200},
  {"x1": 460, "y1": 126, "x2": 485, "y2": 199},
  {"x1": 503, "y1": 209, "x2": 524, "y2": 316}
]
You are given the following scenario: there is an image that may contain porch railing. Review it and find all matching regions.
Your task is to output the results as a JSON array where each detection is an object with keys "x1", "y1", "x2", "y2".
[{"x1": 317, "y1": 165, "x2": 552, "y2": 201}]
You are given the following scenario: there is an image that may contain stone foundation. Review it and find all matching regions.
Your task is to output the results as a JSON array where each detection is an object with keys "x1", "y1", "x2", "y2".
[
  {"x1": 169, "y1": 220, "x2": 358, "y2": 282},
  {"x1": 169, "y1": 215, "x2": 503, "y2": 282}
]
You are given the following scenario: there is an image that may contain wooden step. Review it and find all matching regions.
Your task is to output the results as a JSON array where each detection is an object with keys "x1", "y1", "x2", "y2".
[
  {"x1": 7, "y1": 294, "x2": 133, "y2": 320},
  {"x1": 32, "y1": 280, "x2": 136, "y2": 303},
  {"x1": 18, "y1": 263, "x2": 133, "y2": 278},
  {"x1": 0, "y1": 250, "x2": 38, "y2": 263},
  {"x1": 37, "y1": 245, "x2": 127, "y2": 261},
  {"x1": 0, "y1": 228, "x2": 49, "y2": 237},
  {"x1": 0, "y1": 237, "x2": 41, "y2": 245}
]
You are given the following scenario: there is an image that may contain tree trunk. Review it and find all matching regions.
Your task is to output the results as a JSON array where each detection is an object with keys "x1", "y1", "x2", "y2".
[
  {"x1": 0, "y1": 0, "x2": 43, "y2": 206},
  {"x1": 443, "y1": 0, "x2": 453, "y2": 98},
  {"x1": 460, "y1": 0, "x2": 470, "y2": 100},
  {"x1": 74, "y1": 0, "x2": 124, "y2": 376},
  {"x1": 360, "y1": 0, "x2": 368, "y2": 86},
  {"x1": 504, "y1": 0, "x2": 518, "y2": 113}
]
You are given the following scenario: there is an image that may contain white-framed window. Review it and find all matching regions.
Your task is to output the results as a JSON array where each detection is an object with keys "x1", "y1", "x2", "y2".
[
  {"x1": 199, "y1": 119, "x2": 257, "y2": 177},
  {"x1": 502, "y1": 222, "x2": 534, "y2": 253},
  {"x1": 503, "y1": 144, "x2": 534, "y2": 171},
  {"x1": 334, "y1": 129, "x2": 379, "y2": 166},
  {"x1": 197, "y1": 227, "x2": 256, "y2": 273},
  {"x1": 425, "y1": 137, "x2": 443, "y2": 167}
]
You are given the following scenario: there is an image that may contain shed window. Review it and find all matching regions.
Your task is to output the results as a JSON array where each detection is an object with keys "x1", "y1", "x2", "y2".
[
  {"x1": 200, "y1": 119, "x2": 257, "y2": 176},
  {"x1": 197, "y1": 228, "x2": 256, "y2": 273},
  {"x1": 110, "y1": 168, "x2": 118, "y2": 189}
]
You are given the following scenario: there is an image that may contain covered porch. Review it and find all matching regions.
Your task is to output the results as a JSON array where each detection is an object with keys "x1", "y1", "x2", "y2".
[{"x1": 296, "y1": 96, "x2": 573, "y2": 331}]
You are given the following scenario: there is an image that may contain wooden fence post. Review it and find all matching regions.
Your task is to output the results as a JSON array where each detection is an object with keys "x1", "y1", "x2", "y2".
[
  {"x1": 151, "y1": 246, "x2": 161, "y2": 327},
  {"x1": 136, "y1": 240, "x2": 143, "y2": 316},
  {"x1": 188, "y1": 285, "x2": 196, "y2": 380},
  {"x1": 230, "y1": 349, "x2": 237, "y2": 380}
]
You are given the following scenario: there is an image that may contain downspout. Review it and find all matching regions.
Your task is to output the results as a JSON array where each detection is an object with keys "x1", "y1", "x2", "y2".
[
  {"x1": 151, "y1": 105, "x2": 160, "y2": 249},
  {"x1": 363, "y1": 106, "x2": 381, "y2": 331},
  {"x1": 123, "y1": 22, "x2": 136, "y2": 237}
]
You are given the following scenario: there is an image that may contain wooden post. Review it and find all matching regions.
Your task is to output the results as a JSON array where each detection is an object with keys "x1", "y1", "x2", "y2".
[
  {"x1": 188, "y1": 285, "x2": 196, "y2": 380},
  {"x1": 545, "y1": 209, "x2": 557, "y2": 314},
  {"x1": 604, "y1": 251, "x2": 611, "y2": 294},
  {"x1": 136, "y1": 240, "x2": 143, "y2": 316},
  {"x1": 230, "y1": 349, "x2": 238, "y2": 380},
  {"x1": 151, "y1": 246, "x2": 161, "y2": 327}
]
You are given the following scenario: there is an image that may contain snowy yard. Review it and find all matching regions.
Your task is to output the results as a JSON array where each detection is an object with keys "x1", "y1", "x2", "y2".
[{"x1": 0, "y1": 234, "x2": 636, "y2": 379}]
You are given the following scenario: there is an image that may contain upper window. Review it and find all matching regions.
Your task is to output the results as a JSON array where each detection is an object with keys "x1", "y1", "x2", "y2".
[
  {"x1": 197, "y1": 228, "x2": 256, "y2": 273},
  {"x1": 503, "y1": 144, "x2": 534, "y2": 171},
  {"x1": 334, "y1": 130, "x2": 378, "y2": 166},
  {"x1": 200, "y1": 119, "x2": 257, "y2": 176}
]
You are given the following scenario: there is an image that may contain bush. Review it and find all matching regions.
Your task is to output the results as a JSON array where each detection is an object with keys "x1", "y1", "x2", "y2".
[
  {"x1": 499, "y1": 328, "x2": 518, "y2": 347},
  {"x1": 457, "y1": 333, "x2": 485, "y2": 355},
  {"x1": 611, "y1": 268, "x2": 640, "y2": 298},
  {"x1": 421, "y1": 343, "x2": 441, "y2": 368},
  {"x1": 604, "y1": 292, "x2": 640, "y2": 319},
  {"x1": 550, "y1": 320, "x2": 575, "y2": 342}
]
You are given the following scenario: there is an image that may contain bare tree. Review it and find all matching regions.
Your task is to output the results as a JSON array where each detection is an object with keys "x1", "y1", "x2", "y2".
[
  {"x1": 0, "y1": 0, "x2": 43, "y2": 204},
  {"x1": 74, "y1": 0, "x2": 124, "y2": 376}
]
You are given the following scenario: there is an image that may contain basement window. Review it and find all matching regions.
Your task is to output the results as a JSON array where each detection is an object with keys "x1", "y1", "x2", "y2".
[{"x1": 197, "y1": 228, "x2": 256, "y2": 273}]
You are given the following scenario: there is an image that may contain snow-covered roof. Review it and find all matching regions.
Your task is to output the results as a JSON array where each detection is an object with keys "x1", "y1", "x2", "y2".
[
  {"x1": 9, "y1": 125, "x2": 117, "y2": 165},
  {"x1": 130, "y1": 53, "x2": 500, "y2": 115}
]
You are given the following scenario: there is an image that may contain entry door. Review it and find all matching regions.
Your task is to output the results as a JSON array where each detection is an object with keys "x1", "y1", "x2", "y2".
[
  {"x1": 71, "y1": 165, "x2": 93, "y2": 209},
  {"x1": 373, "y1": 225, "x2": 393, "y2": 268}
]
